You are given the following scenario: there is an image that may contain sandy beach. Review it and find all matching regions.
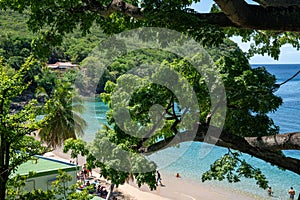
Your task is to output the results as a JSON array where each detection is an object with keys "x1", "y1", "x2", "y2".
[
  {"x1": 122, "y1": 174, "x2": 261, "y2": 200},
  {"x1": 48, "y1": 147, "x2": 262, "y2": 200}
]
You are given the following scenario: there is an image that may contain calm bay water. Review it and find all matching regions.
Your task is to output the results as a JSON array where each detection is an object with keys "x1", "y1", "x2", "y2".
[{"x1": 80, "y1": 64, "x2": 300, "y2": 199}]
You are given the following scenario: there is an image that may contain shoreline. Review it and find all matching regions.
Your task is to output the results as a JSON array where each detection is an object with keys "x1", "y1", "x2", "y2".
[
  {"x1": 122, "y1": 171, "x2": 262, "y2": 200},
  {"x1": 48, "y1": 147, "x2": 262, "y2": 200}
]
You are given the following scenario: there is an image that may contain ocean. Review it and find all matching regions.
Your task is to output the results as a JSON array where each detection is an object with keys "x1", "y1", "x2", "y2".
[{"x1": 80, "y1": 64, "x2": 300, "y2": 199}]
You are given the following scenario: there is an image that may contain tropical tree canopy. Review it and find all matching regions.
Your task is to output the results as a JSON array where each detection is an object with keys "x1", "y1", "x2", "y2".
[
  {"x1": 38, "y1": 80, "x2": 87, "y2": 148},
  {"x1": 2, "y1": 0, "x2": 300, "y2": 193},
  {"x1": 0, "y1": 57, "x2": 48, "y2": 199},
  {"x1": 96, "y1": 38, "x2": 282, "y2": 188},
  {"x1": 1, "y1": 0, "x2": 300, "y2": 59}
]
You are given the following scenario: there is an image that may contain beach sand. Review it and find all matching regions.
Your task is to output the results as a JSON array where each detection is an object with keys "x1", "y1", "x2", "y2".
[
  {"x1": 49, "y1": 147, "x2": 262, "y2": 200},
  {"x1": 119, "y1": 173, "x2": 262, "y2": 200}
]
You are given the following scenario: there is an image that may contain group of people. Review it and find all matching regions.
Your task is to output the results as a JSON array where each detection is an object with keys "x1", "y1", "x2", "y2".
[
  {"x1": 76, "y1": 163, "x2": 109, "y2": 198},
  {"x1": 95, "y1": 184, "x2": 108, "y2": 197},
  {"x1": 268, "y1": 186, "x2": 299, "y2": 199},
  {"x1": 78, "y1": 179, "x2": 108, "y2": 197}
]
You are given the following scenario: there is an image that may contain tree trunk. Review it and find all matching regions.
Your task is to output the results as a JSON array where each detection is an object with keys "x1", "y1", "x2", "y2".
[
  {"x1": 105, "y1": 183, "x2": 115, "y2": 200},
  {"x1": 0, "y1": 176, "x2": 8, "y2": 200},
  {"x1": 0, "y1": 135, "x2": 10, "y2": 200}
]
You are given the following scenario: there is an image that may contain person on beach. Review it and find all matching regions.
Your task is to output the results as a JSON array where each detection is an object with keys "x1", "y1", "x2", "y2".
[
  {"x1": 289, "y1": 187, "x2": 295, "y2": 199},
  {"x1": 97, "y1": 185, "x2": 103, "y2": 196},
  {"x1": 80, "y1": 170, "x2": 85, "y2": 182},
  {"x1": 86, "y1": 164, "x2": 93, "y2": 177},
  {"x1": 156, "y1": 171, "x2": 162, "y2": 186},
  {"x1": 86, "y1": 180, "x2": 90, "y2": 186},
  {"x1": 176, "y1": 173, "x2": 181, "y2": 178},
  {"x1": 83, "y1": 163, "x2": 88, "y2": 178},
  {"x1": 267, "y1": 187, "x2": 273, "y2": 197}
]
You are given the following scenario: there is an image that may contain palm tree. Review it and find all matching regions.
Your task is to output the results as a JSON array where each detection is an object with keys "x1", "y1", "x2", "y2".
[{"x1": 38, "y1": 80, "x2": 87, "y2": 148}]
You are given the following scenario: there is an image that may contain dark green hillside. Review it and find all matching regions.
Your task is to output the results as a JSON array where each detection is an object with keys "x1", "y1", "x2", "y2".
[
  {"x1": 0, "y1": 9, "x2": 108, "y2": 94},
  {"x1": 0, "y1": 10, "x2": 107, "y2": 65},
  {"x1": 0, "y1": 10, "x2": 33, "y2": 68},
  {"x1": 0, "y1": 10, "x2": 32, "y2": 37}
]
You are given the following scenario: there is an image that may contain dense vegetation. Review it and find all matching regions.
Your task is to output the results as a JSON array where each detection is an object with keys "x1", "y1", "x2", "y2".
[
  {"x1": 0, "y1": 10, "x2": 97, "y2": 199},
  {"x1": 1, "y1": 0, "x2": 300, "y2": 199},
  {"x1": 0, "y1": 10, "x2": 109, "y2": 95}
]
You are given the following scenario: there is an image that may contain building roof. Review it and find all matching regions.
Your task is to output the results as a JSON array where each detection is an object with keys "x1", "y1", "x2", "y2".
[
  {"x1": 47, "y1": 62, "x2": 78, "y2": 70},
  {"x1": 15, "y1": 155, "x2": 80, "y2": 178}
]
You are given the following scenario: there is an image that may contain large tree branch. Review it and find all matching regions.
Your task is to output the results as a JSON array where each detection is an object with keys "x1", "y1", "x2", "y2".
[
  {"x1": 220, "y1": 131, "x2": 300, "y2": 175},
  {"x1": 214, "y1": 0, "x2": 300, "y2": 31},
  {"x1": 86, "y1": 0, "x2": 300, "y2": 31},
  {"x1": 106, "y1": 0, "x2": 142, "y2": 18},
  {"x1": 64, "y1": 0, "x2": 300, "y2": 31},
  {"x1": 245, "y1": 132, "x2": 300, "y2": 151},
  {"x1": 79, "y1": 0, "x2": 143, "y2": 18},
  {"x1": 145, "y1": 127, "x2": 300, "y2": 175},
  {"x1": 146, "y1": 128, "x2": 300, "y2": 152},
  {"x1": 253, "y1": 0, "x2": 300, "y2": 8}
]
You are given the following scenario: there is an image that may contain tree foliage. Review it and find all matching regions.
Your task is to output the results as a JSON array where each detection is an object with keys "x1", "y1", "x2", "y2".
[
  {"x1": 0, "y1": 56, "x2": 87, "y2": 199},
  {"x1": 0, "y1": 57, "x2": 48, "y2": 199},
  {"x1": 0, "y1": 9, "x2": 106, "y2": 64},
  {"x1": 2, "y1": 0, "x2": 300, "y2": 60},
  {"x1": 7, "y1": 169, "x2": 92, "y2": 200},
  {"x1": 97, "y1": 39, "x2": 282, "y2": 188},
  {"x1": 64, "y1": 136, "x2": 157, "y2": 200},
  {"x1": 2, "y1": 0, "x2": 300, "y2": 197},
  {"x1": 202, "y1": 150, "x2": 268, "y2": 189},
  {"x1": 38, "y1": 80, "x2": 87, "y2": 148}
]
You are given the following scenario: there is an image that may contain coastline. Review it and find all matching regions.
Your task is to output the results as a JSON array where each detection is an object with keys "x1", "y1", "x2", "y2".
[
  {"x1": 49, "y1": 147, "x2": 262, "y2": 200},
  {"x1": 121, "y1": 171, "x2": 262, "y2": 200}
]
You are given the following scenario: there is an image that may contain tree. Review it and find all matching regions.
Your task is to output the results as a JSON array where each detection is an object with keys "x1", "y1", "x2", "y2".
[
  {"x1": 0, "y1": 56, "x2": 88, "y2": 199},
  {"x1": 98, "y1": 38, "x2": 283, "y2": 188},
  {"x1": 64, "y1": 136, "x2": 157, "y2": 200},
  {"x1": 50, "y1": 169, "x2": 92, "y2": 200},
  {"x1": 1, "y1": 0, "x2": 300, "y2": 60},
  {"x1": 38, "y1": 80, "x2": 87, "y2": 148},
  {"x1": 2, "y1": 0, "x2": 300, "y2": 191},
  {"x1": 0, "y1": 57, "x2": 48, "y2": 200},
  {"x1": 6, "y1": 169, "x2": 93, "y2": 200}
]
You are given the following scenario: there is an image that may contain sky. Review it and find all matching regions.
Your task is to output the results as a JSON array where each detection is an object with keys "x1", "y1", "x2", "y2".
[{"x1": 190, "y1": 0, "x2": 300, "y2": 64}]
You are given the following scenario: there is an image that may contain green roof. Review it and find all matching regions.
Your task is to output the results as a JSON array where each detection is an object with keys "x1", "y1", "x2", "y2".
[{"x1": 15, "y1": 156, "x2": 80, "y2": 178}]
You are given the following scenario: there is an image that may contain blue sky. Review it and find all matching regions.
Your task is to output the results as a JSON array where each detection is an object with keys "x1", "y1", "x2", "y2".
[{"x1": 190, "y1": 0, "x2": 300, "y2": 64}]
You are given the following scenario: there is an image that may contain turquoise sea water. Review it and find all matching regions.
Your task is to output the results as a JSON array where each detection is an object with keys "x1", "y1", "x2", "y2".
[{"x1": 80, "y1": 64, "x2": 300, "y2": 199}]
